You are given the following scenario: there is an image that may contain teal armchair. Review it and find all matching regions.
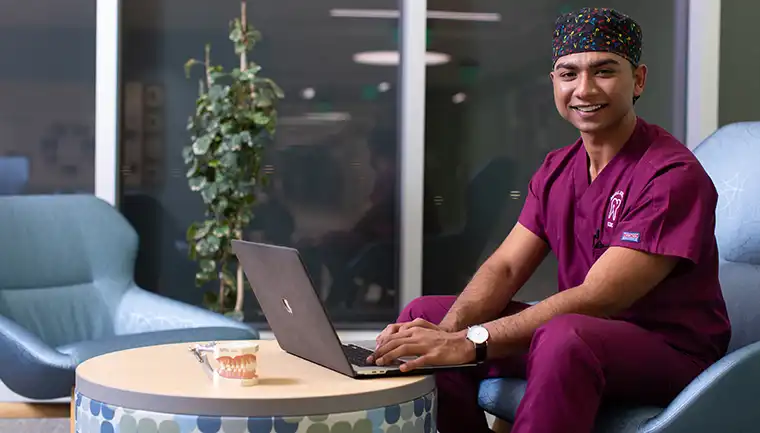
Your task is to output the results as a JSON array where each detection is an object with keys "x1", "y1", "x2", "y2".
[
  {"x1": 0, "y1": 195, "x2": 257, "y2": 400},
  {"x1": 479, "y1": 122, "x2": 760, "y2": 432}
]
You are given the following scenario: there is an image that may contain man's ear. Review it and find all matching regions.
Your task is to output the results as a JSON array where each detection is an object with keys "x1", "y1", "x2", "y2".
[{"x1": 633, "y1": 64, "x2": 647, "y2": 100}]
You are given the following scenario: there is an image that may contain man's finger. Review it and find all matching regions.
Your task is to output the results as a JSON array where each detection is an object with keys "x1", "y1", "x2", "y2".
[
  {"x1": 399, "y1": 354, "x2": 433, "y2": 372},
  {"x1": 376, "y1": 343, "x2": 427, "y2": 366},
  {"x1": 376, "y1": 324, "x2": 402, "y2": 347},
  {"x1": 372, "y1": 333, "x2": 415, "y2": 362}
]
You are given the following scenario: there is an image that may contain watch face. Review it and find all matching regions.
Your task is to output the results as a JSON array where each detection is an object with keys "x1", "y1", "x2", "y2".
[{"x1": 467, "y1": 325, "x2": 489, "y2": 344}]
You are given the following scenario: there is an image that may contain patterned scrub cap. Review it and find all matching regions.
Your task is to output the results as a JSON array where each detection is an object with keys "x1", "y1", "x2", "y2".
[{"x1": 552, "y1": 7, "x2": 643, "y2": 67}]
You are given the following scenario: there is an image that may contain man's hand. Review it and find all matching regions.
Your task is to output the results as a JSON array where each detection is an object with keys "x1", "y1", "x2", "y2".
[
  {"x1": 373, "y1": 318, "x2": 445, "y2": 351},
  {"x1": 369, "y1": 321, "x2": 475, "y2": 372}
]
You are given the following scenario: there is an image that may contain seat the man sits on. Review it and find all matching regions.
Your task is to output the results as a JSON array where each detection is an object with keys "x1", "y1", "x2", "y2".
[{"x1": 0, "y1": 194, "x2": 257, "y2": 400}]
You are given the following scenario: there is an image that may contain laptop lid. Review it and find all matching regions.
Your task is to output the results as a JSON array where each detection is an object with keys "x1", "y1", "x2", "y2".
[{"x1": 231, "y1": 240, "x2": 356, "y2": 377}]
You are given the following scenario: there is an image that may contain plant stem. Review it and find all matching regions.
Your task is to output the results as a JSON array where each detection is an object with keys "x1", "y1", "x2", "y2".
[
  {"x1": 235, "y1": 261, "x2": 244, "y2": 312},
  {"x1": 204, "y1": 44, "x2": 212, "y2": 88},
  {"x1": 240, "y1": 0, "x2": 247, "y2": 71},
  {"x1": 239, "y1": 0, "x2": 255, "y2": 95},
  {"x1": 218, "y1": 271, "x2": 225, "y2": 313}
]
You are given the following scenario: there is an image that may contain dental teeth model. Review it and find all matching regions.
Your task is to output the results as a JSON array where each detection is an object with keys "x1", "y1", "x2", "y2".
[{"x1": 190, "y1": 341, "x2": 260, "y2": 386}]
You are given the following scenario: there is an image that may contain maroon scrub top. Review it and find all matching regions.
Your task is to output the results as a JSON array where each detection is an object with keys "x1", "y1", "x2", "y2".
[{"x1": 518, "y1": 117, "x2": 731, "y2": 363}]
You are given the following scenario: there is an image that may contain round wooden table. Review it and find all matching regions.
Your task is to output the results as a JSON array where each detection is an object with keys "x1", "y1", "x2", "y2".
[{"x1": 74, "y1": 340, "x2": 436, "y2": 433}]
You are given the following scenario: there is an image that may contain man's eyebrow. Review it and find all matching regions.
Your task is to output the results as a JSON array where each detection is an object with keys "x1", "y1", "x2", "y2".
[{"x1": 554, "y1": 58, "x2": 621, "y2": 71}]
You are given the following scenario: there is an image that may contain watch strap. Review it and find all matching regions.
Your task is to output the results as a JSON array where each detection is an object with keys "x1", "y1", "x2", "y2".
[{"x1": 474, "y1": 341, "x2": 488, "y2": 363}]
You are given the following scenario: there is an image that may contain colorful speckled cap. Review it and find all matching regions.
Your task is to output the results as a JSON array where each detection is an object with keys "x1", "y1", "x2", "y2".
[{"x1": 552, "y1": 7, "x2": 643, "y2": 67}]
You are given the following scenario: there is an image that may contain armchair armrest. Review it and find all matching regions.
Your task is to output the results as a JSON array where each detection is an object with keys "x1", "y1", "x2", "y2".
[
  {"x1": 0, "y1": 315, "x2": 76, "y2": 399},
  {"x1": 114, "y1": 284, "x2": 256, "y2": 335},
  {"x1": 640, "y1": 341, "x2": 760, "y2": 433}
]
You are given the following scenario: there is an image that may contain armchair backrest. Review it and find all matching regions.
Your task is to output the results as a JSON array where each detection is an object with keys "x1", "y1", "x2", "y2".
[
  {"x1": 0, "y1": 195, "x2": 138, "y2": 347},
  {"x1": 693, "y1": 122, "x2": 760, "y2": 353}
]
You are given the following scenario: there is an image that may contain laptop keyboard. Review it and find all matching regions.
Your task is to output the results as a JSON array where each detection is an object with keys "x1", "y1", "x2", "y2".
[{"x1": 342, "y1": 343, "x2": 401, "y2": 367}]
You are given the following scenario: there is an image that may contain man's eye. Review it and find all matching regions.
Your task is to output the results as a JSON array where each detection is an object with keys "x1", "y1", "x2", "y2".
[
  {"x1": 560, "y1": 72, "x2": 576, "y2": 79},
  {"x1": 597, "y1": 69, "x2": 614, "y2": 75}
]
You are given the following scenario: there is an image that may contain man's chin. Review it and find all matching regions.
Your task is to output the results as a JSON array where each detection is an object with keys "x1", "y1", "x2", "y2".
[{"x1": 570, "y1": 118, "x2": 609, "y2": 134}]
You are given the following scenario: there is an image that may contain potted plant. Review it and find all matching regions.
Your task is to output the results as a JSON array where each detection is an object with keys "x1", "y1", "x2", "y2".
[{"x1": 182, "y1": 0, "x2": 283, "y2": 319}]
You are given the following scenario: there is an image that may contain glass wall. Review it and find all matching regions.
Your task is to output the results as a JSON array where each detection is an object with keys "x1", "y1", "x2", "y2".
[
  {"x1": 421, "y1": 1, "x2": 685, "y2": 301},
  {"x1": 0, "y1": 0, "x2": 96, "y2": 195},
  {"x1": 719, "y1": 0, "x2": 760, "y2": 126},
  {"x1": 119, "y1": 0, "x2": 401, "y2": 324}
]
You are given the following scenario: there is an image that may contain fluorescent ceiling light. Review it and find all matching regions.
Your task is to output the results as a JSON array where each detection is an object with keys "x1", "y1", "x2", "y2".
[
  {"x1": 330, "y1": 9, "x2": 501, "y2": 22},
  {"x1": 354, "y1": 50, "x2": 451, "y2": 66}
]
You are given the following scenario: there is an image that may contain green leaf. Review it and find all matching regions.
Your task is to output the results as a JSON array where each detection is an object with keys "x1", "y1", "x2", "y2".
[
  {"x1": 184, "y1": 59, "x2": 200, "y2": 78},
  {"x1": 188, "y1": 176, "x2": 207, "y2": 191},
  {"x1": 220, "y1": 152, "x2": 238, "y2": 168},
  {"x1": 201, "y1": 183, "x2": 218, "y2": 203},
  {"x1": 256, "y1": 77, "x2": 285, "y2": 98},
  {"x1": 186, "y1": 159, "x2": 199, "y2": 177},
  {"x1": 192, "y1": 135, "x2": 212, "y2": 155},
  {"x1": 253, "y1": 112, "x2": 270, "y2": 126},
  {"x1": 182, "y1": 146, "x2": 194, "y2": 163},
  {"x1": 208, "y1": 84, "x2": 226, "y2": 101},
  {"x1": 200, "y1": 259, "x2": 216, "y2": 273},
  {"x1": 224, "y1": 310, "x2": 245, "y2": 322},
  {"x1": 206, "y1": 235, "x2": 221, "y2": 253},
  {"x1": 229, "y1": 26, "x2": 243, "y2": 43},
  {"x1": 214, "y1": 225, "x2": 231, "y2": 238},
  {"x1": 194, "y1": 221, "x2": 213, "y2": 240},
  {"x1": 202, "y1": 290, "x2": 219, "y2": 307},
  {"x1": 209, "y1": 69, "x2": 227, "y2": 82}
]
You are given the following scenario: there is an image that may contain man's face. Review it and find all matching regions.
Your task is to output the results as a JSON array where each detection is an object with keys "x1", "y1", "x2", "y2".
[{"x1": 550, "y1": 51, "x2": 646, "y2": 134}]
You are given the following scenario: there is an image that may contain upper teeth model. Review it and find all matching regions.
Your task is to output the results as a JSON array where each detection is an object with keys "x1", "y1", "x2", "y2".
[{"x1": 216, "y1": 354, "x2": 258, "y2": 380}]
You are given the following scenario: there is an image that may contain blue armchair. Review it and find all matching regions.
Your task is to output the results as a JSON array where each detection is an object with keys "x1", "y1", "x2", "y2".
[
  {"x1": 479, "y1": 122, "x2": 760, "y2": 432},
  {"x1": 0, "y1": 195, "x2": 258, "y2": 400}
]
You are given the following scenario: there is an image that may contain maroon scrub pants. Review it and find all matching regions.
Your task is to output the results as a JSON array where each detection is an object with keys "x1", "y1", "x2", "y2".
[{"x1": 398, "y1": 296, "x2": 709, "y2": 433}]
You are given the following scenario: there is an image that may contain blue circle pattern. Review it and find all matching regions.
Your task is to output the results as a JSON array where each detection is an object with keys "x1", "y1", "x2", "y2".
[
  {"x1": 197, "y1": 416, "x2": 222, "y2": 433},
  {"x1": 174, "y1": 414, "x2": 197, "y2": 433},
  {"x1": 101, "y1": 404, "x2": 116, "y2": 420},
  {"x1": 274, "y1": 417, "x2": 298, "y2": 433},
  {"x1": 385, "y1": 404, "x2": 401, "y2": 424},
  {"x1": 366, "y1": 407, "x2": 385, "y2": 428},
  {"x1": 76, "y1": 390, "x2": 435, "y2": 432},
  {"x1": 413, "y1": 398, "x2": 424, "y2": 417},
  {"x1": 247, "y1": 417, "x2": 273, "y2": 433},
  {"x1": 90, "y1": 400, "x2": 101, "y2": 416}
]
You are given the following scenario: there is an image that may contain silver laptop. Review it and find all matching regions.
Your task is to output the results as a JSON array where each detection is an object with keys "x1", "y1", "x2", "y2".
[{"x1": 231, "y1": 240, "x2": 477, "y2": 378}]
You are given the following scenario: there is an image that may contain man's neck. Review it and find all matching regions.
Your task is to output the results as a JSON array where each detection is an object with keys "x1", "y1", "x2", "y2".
[{"x1": 581, "y1": 112, "x2": 638, "y2": 181}]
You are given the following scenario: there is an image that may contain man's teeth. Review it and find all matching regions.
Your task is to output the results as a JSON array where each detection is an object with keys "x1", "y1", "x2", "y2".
[{"x1": 574, "y1": 105, "x2": 604, "y2": 112}]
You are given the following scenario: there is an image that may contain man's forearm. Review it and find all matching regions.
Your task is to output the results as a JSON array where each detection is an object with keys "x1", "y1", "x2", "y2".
[
  {"x1": 481, "y1": 283, "x2": 623, "y2": 358},
  {"x1": 438, "y1": 260, "x2": 523, "y2": 332}
]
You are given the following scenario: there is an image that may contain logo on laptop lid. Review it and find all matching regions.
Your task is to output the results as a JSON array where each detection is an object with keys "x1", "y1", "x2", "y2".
[{"x1": 282, "y1": 298, "x2": 293, "y2": 314}]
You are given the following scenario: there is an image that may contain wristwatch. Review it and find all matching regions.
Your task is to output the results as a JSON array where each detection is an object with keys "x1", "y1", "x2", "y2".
[{"x1": 466, "y1": 325, "x2": 490, "y2": 364}]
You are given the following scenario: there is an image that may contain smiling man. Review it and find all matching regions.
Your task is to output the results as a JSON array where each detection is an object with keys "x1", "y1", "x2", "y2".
[{"x1": 369, "y1": 7, "x2": 731, "y2": 433}]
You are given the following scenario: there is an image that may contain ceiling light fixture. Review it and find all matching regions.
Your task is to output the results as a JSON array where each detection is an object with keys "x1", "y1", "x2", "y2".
[
  {"x1": 330, "y1": 9, "x2": 501, "y2": 22},
  {"x1": 354, "y1": 50, "x2": 451, "y2": 66}
]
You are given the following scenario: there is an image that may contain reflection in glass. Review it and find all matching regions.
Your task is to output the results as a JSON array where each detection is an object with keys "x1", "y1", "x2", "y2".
[
  {"x1": 120, "y1": 0, "x2": 403, "y2": 324},
  {"x1": 0, "y1": 1, "x2": 96, "y2": 194}
]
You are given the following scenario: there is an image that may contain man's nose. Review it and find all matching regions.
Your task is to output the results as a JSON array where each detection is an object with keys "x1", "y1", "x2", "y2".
[{"x1": 575, "y1": 73, "x2": 600, "y2": 99}]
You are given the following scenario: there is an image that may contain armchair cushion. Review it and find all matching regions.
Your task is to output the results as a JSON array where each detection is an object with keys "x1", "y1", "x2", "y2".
[
  {"x1": 57, "y1": 326, "x2": 256, "y2": 365},
  {"x1": 114, "y1": 285, "x2": 256, "y2": 334},
  {"x1": 479, "y1": 378, "x2": 662, "y2": 432}
]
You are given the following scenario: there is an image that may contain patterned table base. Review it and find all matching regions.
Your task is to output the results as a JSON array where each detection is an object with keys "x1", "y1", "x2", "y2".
[{"x1": 74, "y1": 390, "x2": 436, "y2": 433}]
